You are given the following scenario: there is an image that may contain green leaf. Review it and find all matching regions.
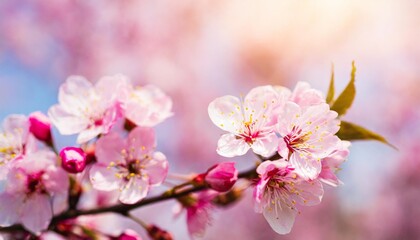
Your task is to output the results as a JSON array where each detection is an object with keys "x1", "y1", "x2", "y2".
[
  {"x1": 331, "y1": 61, "x2": 356, "y2": 116},
  {"x1": 326, "y1": 64, "x2": 335, "y2": 105},
  {"x1": 337, "y1": 121, "x2": 397, "y2": 149}
]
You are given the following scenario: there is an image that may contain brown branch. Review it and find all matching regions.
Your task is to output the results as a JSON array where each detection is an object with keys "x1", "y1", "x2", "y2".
[{"x1": 0, "y1": 166, "x2": 259, "y2": 233}]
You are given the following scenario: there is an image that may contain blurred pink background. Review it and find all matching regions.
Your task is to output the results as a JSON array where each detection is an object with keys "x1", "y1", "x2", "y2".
[{"x1": 1, "y1": 1, "x2": 419, "y2": 239}]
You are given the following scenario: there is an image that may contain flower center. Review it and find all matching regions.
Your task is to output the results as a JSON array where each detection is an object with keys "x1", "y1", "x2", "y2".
[{"x1": 26, "y1": 172, "x2": 46, "y2": 194}]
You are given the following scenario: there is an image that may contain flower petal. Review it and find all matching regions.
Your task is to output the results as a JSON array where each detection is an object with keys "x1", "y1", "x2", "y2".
[
  {"x1": 216, "y1": 133, "x2": 250, "y2": 157},
  {"x1": 263, "y1": 200, "x2": 297, "y2": 235},
  {"x1": 95, "y1": 132, "x2": 126, "y2": 165},
  {"x1": 128, "y1": 127, "x2": 156, "y2": 159},
  {"x1": 58, "y1": 76, "x2": 93, "y2": 115},
  {"x1": 119, "y1": 177, "x2": 149, "y2": 204},
  {"x1": 208, "y1": 95, "x2": 243, "y2": 133},
  {"x1": 143, "y1": 152, "x2": 168, "y2": 186},
  {"x1": 21, "y1": 194, "x2": 53, "y2": 234},
  {"x1": 89, "y1": 165, "x2": 121, "y2": 191},
  {"x1": 289, "y1": 152, "x2": 322, "y2": 180},
  {"x1": 251, "y1": 132, "x2": 279, "y2": 157},
  {"x1": 0, "y1": 193, "x2": 23, "y2": 227},
  {"x1": 48, "y1": 105, "x2": 88, "y2": 135}
]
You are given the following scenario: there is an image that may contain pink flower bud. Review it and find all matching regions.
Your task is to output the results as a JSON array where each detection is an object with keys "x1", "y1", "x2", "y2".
[
  {"x1": 204, "y1": 162, "x2": 238, "y2": 192},
  {"x1": 29, "y1": 111, "x2": 52, "y2": 143},
  {"x1": 117, "y1": 229, "x2": 143, "y2": 240},
  {"x1": 147, "y1": 225, "x2": 173, "y2": 240},
  {"x1": 60, "y1": 147, "x2": 87, "y2": 173}
]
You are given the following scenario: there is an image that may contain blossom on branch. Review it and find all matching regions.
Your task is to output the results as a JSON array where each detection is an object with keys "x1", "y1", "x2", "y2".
[
  {"x1": 254, "y1": 160, "x2": 323, "y2": 234},
  {"x1": 208, "y1": 86, "x2": 287, "y2": 157},
  {"x1": 89, "y1": 127, "x2": 168, "y2": 204}
]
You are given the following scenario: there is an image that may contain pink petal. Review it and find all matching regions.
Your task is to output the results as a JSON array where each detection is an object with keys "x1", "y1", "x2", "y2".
[
  {"x1": 128, "y1": 127, "x2": 156, "y2": 159},
  {"x1": 187, "y1": 205, "x2": 211, "y2": 237},
  {"x1": 95, "y1": 132, "x2": 126, "y2": 165},
  {"x1": 0, "y1": 193, "x2": 23, "y2": 227},
  {"x1": 208, "y1": 95, "x2": 244, "y2": 133},
  {"x1": 95, "y1": 74, "x2": 131, "y2": 104},
  {"x1": 119, "y1": 177, "x2": 149, "y2": 204},
  {"x1": 21, "y1": 194, "x2": 53, "y2": 234},
  {"x1": 216, "y1": 133, "x2": 250, "y2": 157},
  {"x1": 292, "y1": 180, "x2": 324, "y2": 206},
  {"x1": 143, "y1": 152, "x2": 168, "y2": 186},
  {"x1": 125, "y1": 85, "x2": 173, "y2": 127},
  {"x1": 48, "y1": 105, "x2": 88, "y2": 135},
  {"x1": 89, "y1": 165, "x2": 122, "y2": 191},
  {"x1": 251, "y1": 132, "x2": 279, "y2": 157},
  {"x1": 263, "y1": 200, "x2": 297, "y2": 235}
]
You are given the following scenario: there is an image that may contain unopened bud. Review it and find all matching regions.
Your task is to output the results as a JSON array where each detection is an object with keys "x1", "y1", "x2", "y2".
[
  {"x1": 29, "y1": 111, "x2": 52, "y2": 143},
  {"x1": 147, "y1": 225, "x2": 173, "y2": 240},
  {"x1": 204, "y1": 162, "x2": 238, "y2": 192},
  {"x1": 117, "y1": 229, "x2": 143, "y2": 240},
  {"x1": 60, "y1": 147, "x2": 87, "y2": 173}
]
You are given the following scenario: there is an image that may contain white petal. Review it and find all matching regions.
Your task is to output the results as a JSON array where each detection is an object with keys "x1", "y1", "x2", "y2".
[
  {"x1": 76, "y1": 126, "x2": 103, "y2": 144},
  {"x1": 119, "y1": 177, "x2": 149, "y2": 204},
  {"x1": 89, "y1": 165, "x2": 121, "y2": 191},
  {"x1": 208, "y1": 95, "x2": 243, "y2": 133},
  {"x1": 216, "y1": 133, "x2": 250, "y2": 157},
  {"x1": 251, "y1": 132, "x2": 278, "y2": 157},
  {"x1": 21, "y1": 194, "x2": 53, "y2": 234},
  {"x1": 289, "y1": 152, "x2": 321, "y2": 180},
  {"x1": 263, "y1": 200, "x2": 297, "y2": 235},
  {"x1": 58, "y1": 76, "x2": 93, "y2": 115},
  {"x1": 48, "y1": 105, "x2": 88, "y2": 135}
]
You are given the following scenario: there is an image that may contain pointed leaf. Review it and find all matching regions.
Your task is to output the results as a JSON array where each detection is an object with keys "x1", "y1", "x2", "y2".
[
  {"x1": 326, "y1": 64, "x2": 335, "y2": 105},
  {"x1": 337, "y1": 121, "x2": 396, "y2": 149},
  {"x1": 331, "y1": 62, "x2": 356, "y2": 116}
]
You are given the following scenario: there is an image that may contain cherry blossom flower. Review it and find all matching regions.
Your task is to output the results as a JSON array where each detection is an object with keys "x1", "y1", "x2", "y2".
[
  {"x1": 254, "y1": 160, "x2": 323, "y2": 234},
  {"x1": 175, "y1": 190, "x2": 218, "y2": 238},
  {"x1": 48, "y1": 75, "x2": 127, "y2": 144},
  {"x1": 319, "y1": 140, "x2": 350, "y2": 187},
  {"x1": 208, "y1": 86, "x2": 285, "y2": 157},
  {"x1": 277, "y1": 101, "x2": 340, "y2": 180},
  {"x1": 89, "y1": 127, "x2": 168, "y2": 204},
  {"x1": 0, "y1": 115, "x2": 36, "y2": 178},
  {"x1": 122, "y1": 84, "x2": 173, "y2": 127},
  {"x1": 0, "y1": 149, "x2": 69, "y2": 234}
]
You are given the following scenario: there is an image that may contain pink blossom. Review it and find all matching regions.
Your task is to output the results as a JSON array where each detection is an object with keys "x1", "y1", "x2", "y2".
[
  {"x1": 175, "y1": 190, "x2": 218, "y2": 238},
  {"x1": 254, "y1": 160, "x2": 323, "y2": 234},
  {"x1": 0, "y1": 115, "x2": 36, "y2": 178},
  {"x1": 203, "y1": 162, "x2": 238, "y2": 192},
  {"x1": 89, "y1": 127, "x2": 168, "y2": 204},
  {"x1": 319, "y1": 140, "x2": 350, "y2": 187},
  {"x1": 123, "y1": 84, "x2": 173, "y2": 127},
  {"x1": 277, "y1": 102, "x2": 340, "y2": 180},
  {"x1": 48, "y1": 75, "x2": 127, "y2": 144},
  {"x1": 0, "y1": 150, "x2": 69, "y2": 234},
  {"x1": 208, "y1": 86, "x2": 284, "y2": 157},
  {"x1": 29, "y1": 111, "x2": 52, "y2": 143},
  {"x1": 60, "y1": 147, "x2": 87, "y2": 174}
]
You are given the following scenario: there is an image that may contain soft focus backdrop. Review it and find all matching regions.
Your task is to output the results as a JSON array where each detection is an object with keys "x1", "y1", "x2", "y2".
[{"x1": 1, "y1": 1, "x2": 419, "y2": 239}]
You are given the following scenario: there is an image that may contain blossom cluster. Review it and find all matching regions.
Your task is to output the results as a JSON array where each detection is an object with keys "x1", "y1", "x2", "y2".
[
  {"x1": 208, "y1": 82, "x2": 350, "y2": 234},
  {"x1": 0, "y1": 75, "x2": 350, "y2": 239}
]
